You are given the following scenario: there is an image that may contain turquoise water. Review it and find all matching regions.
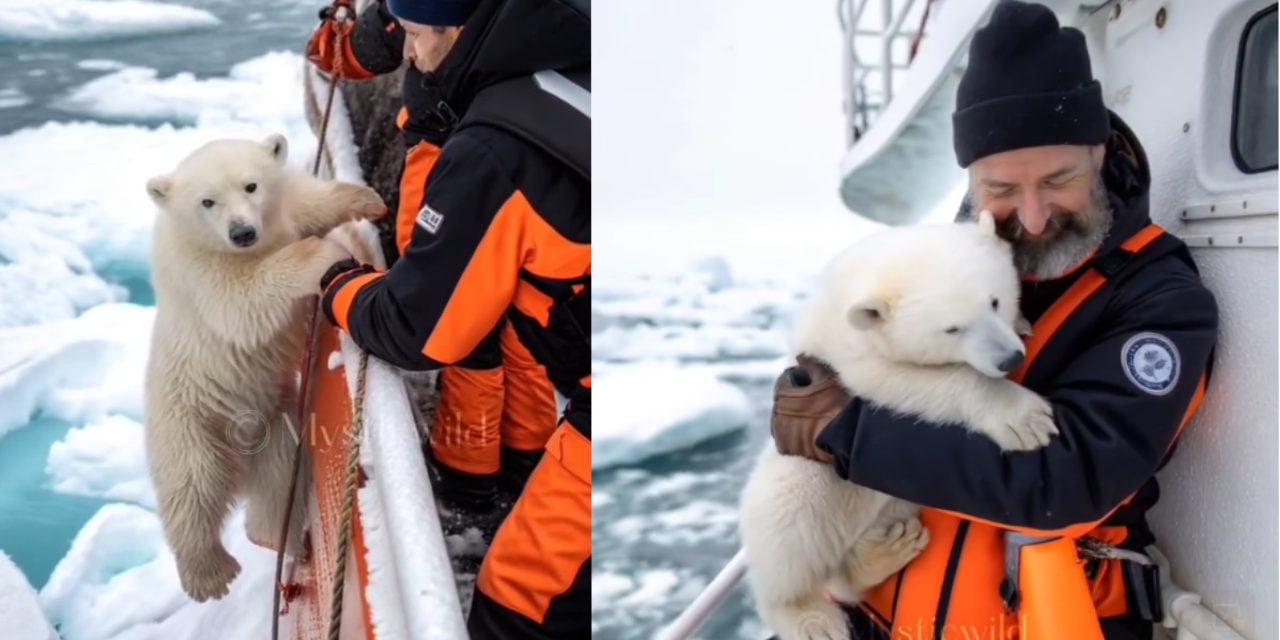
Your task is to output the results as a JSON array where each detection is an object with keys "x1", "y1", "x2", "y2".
[
  {"x1": 0, "y1": 417, "x2": 110, "y2": 588},
  {"x1": 0, "y1": 0, "x2": 316, "y2": 134},
  {"x1": 0, "y1": 0, "x2": 313, "y2": 592}
]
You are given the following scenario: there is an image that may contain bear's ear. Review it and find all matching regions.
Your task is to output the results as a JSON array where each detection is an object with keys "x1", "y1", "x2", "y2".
[
  {"x1": 976, "y1": 209, "x2": 996, "y2": 236},
  {"x1": 847, "y1": 298, "x2": 889, "y2": 330},
  {"x1": 146, "y1": 175, "x2": 172, "y2": 206},
  {"x1": 261, "y1": 133, "x2": 288, "y2": 165}
]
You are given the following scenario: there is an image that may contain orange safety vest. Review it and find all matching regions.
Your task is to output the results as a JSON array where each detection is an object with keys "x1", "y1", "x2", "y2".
[{"x1": 859, "y1": 224, "x2": 1209, "y2": 640}]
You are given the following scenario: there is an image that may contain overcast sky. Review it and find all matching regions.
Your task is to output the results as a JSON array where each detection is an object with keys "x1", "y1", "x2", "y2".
[{"x1": 594, "y1": 0, "x2": 882, "y2": 277}]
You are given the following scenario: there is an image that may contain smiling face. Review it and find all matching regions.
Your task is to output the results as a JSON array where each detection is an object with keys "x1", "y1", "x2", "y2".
[
  {"x1": 961, "y1": 144, "x2": 1113, "y2": 280},
  {"x1": 146, "y1": 134, "x2": 289, "y2": 254}
]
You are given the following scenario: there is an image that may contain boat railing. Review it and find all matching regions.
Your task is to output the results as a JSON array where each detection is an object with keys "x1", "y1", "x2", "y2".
[{"x1": 837, "y1": 0, "x2": 937, "y2": 144}]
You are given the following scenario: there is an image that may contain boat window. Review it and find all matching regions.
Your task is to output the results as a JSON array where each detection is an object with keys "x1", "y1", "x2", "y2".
[{"x1": 1232, "y1": 5, "x2": 1278, "y2": 173}]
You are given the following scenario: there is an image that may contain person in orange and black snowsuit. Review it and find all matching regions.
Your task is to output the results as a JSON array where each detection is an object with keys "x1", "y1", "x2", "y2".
[
  {"x1": 307, "y1": 0, "x2": 590, "y2": 638},
  {"x1": 771, "y1": 2, "x2": 1217, "y2": 639},
  {"x1": 308, "y1": 0, "x2": 564, "y2": 513}
]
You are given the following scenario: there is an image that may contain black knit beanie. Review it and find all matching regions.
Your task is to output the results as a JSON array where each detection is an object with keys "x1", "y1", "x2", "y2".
[
  {"x1": 386, "y1": 0, "x2": 477, "y2": 26},
  {"x1": 952, "y1": 0, "x2": 1110, "y2": 168}
]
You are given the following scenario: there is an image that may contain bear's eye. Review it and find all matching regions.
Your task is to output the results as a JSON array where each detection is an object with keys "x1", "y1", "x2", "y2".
[
  {"x1": 945, "y1": 326, "x2": 962, "y2": 335},
  {"x1": 991, "y1": 297, "x2": 999, "y2": 311},
  {"x1": 201, "y1": 199, "x2": 215, "y2": 208},
  {"x1": 245, "y1": 183, "x2": 257, "y2": 194}
]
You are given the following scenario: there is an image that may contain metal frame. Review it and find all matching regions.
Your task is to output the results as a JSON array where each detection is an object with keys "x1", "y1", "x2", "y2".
[
  {"x1": 837, "y1": 0, "x2": 927, "y2": 143},
  {"x1": 1178, "y1": 193, "x2": 1279, "y2": 220},
  {"x1": 1181, "y1": 233, "x2": 1278, "y2": 248},
  {"x1": 653, "y1": 550, "x2": 747, "y2": 640}
]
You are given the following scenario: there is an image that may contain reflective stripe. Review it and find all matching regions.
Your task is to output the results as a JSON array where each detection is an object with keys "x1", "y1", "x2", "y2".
[{"x1": 533, "y1": 70, "x2": 590, "y2": 118}]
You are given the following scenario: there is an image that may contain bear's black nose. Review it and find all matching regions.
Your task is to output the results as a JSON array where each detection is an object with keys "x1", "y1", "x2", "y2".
[
  {"x1": 229, "y1": 224, "x2": 257, "y2": 247},
  {"x1": 997, "y1": 351, "x2": 1025, "y2": 373}
]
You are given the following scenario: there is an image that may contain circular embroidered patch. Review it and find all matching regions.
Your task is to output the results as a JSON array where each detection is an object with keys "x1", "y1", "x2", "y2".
[{"x1": 1121, "y1": 332, "x2": 1179, "y2": 396}]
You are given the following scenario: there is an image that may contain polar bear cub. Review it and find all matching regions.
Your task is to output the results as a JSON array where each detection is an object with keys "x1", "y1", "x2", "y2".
[
  {"x1": 143, "y1": 134, "x2": 385, "y2": 601},
  {"x1": 740, "y1": 212, "x2": 1057, "y2": 639}
]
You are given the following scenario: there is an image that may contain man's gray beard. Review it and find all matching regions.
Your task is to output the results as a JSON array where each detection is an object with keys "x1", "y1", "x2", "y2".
[{"x1": 956, "y1": 178, "x2": 1113, "y2": 280}]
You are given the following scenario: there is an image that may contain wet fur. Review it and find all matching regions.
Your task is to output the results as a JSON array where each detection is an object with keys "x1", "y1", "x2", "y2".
[{"x1": 144, "y1": 134, "x2": 385, "y2": 601}]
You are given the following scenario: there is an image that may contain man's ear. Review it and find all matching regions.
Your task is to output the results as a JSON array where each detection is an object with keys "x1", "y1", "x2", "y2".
[
  {"x1": 261, "y1": 133, "x2": 288, "y2": 165},
  {"x1": 146, "y1": 175, "x2": 172, "y2": 206},
  {"x1": 847, "y1": 297, "x2": 889, "y2": 330}
]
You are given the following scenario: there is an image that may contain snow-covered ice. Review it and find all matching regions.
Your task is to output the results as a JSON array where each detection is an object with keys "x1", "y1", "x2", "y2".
[
  {"x1": 0, "y1": 55, "x2": 319, "y2": 299},
  {"x1": 0, "y1": 303, "x2": 153, "y2": 438},
  {"x1": 46, "y1": 414, "x2": 155, "y2": 508},
  {"x1": 594, "y1": 363, "x2": 753, "y2": 470},
  {"x1": 0, "y1": 0, "x2": 220, "y2": 43},
  {"x1": 0, "y1": 550, "x2": 57, "y2": 640},
  {"x1": 39, "y1": 504, "x2": 277, "y2": 640},
  {"x1": 56, "y1": 53, "x2": 309, "y2": 127},
  {"x1": 0, "y1": 210, "x2": 126, "y2": 327},
  {"x1": 592, "y1": 256, "x2": 799, "y2": 472},
  {"x1": 592, "y1": 258, "x2": 805, "y2": 371}
]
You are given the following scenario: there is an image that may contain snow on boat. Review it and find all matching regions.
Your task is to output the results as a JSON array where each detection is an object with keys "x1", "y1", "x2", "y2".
[{"x1": 272, "y1": 62, "x2": 469, "y2": 640}]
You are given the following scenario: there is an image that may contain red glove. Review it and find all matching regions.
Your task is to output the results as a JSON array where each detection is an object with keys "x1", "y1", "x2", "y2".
[{"x1": 305, "y1": 0, "x2": 374, "y2": 80}]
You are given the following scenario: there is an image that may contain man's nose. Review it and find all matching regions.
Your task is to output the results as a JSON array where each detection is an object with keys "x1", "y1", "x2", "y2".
[
  {"x1": 1017, "y1": 192, "x2": 1051, "y2": 235},
  {"x1": 402, "y1": 38, "x2": 414, "y2": 61}
]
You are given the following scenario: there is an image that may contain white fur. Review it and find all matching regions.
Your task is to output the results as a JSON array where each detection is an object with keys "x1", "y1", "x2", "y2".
[
  {"x1": 740, "y1": 213, "x2": 1057, "y2": 639},
  {"x1": 143, "y1": 134, "x2": 386, "y2": 602}
]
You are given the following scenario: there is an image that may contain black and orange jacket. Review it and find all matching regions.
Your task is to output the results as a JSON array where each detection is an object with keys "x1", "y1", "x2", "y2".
[
  {"x1": 320, "y1": 0, "x2": 591, "y2": 434},
  {"x1": 818, "y1": 114, "x2": 1218, "y2": 636}
]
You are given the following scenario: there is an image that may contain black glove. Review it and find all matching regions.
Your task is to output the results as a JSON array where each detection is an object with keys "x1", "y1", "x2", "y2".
[{"x1": 319, "y1": 258, "x2": 366, "y2": 291}]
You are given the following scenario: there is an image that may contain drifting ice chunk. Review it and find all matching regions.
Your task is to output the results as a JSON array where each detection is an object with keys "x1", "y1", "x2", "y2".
[
  {"x1": 0, "y1": 303, "x2": 154, "y2": 437},
  {"x1": 55, "y1": 53, "x2": 303, "y2": 126},
  {"x1": 0, "y1": 1, "x2": 220, "y2": 43},
  {"x1": 0, "y1": 86, "x2": 30, "y2": 109},
  {"x1": 0, "y1": 211, "x2": 124, "y2": 327},
  {"x1": 595, "y1": 363, "x2": 752, "y2": 469},
  {"x1": 46, "y1": 414, "x2": 155, "y2": 508},
  {"x1": 76, "y1": 59, "x2": 129, "y2": 72}
]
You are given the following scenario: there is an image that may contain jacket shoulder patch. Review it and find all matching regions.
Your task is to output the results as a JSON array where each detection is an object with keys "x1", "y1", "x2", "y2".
[
  {"x1": 416, "y1": 204, "x2": 444, "y2": 234},
  {"x1": 1121, "y1": 332, "x2": 1179, "y2": 396}
]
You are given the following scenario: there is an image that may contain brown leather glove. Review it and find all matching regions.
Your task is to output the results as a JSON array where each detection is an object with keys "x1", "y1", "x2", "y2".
[{"x1": 770, "y1": 355, "x2": 853, "y2": 463}]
